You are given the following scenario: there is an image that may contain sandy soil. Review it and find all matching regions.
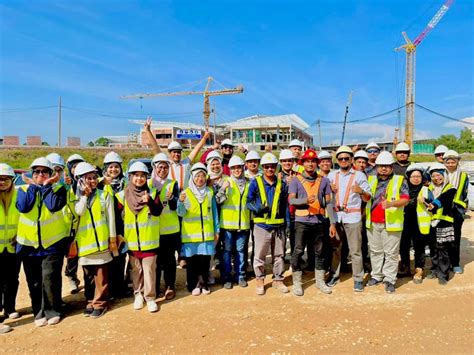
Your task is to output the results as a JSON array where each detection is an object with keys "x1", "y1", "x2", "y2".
[{"x1": 2, "y1": 214, "x2": 473, "y2": 354}]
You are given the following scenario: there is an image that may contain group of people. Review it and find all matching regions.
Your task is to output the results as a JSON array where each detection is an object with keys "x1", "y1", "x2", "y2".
[{"x1": 0, "y1": 120, "x2": 469, "y2": 333}]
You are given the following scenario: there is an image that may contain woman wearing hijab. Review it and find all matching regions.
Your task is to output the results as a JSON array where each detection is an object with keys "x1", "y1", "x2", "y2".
[
  {"x1": 178, "y1": 163, "x2": 219, "y2": 296},
  {"x1": 423, "y1": 163, "x2": 456, "y2": 285},
  {"x1": 73, "y1": 162, "x2": 117, "y2": 318},
  {"x1": 116, "y1": 162, "x2": 163, "y2": 313},
  {"x1": 399, "y1": 164, "x2": 433, "y2": 284},
  {"x1": 149, "y1": 153, "x2": 180, "y2": 300},
  {"x1": 0, "y1": 164, "x2": 20, "y2": 333}
]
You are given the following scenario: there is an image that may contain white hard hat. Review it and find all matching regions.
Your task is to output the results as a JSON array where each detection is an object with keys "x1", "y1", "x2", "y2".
[
  {"x1": 0, "y1": 163, "x2": 15, "y2": 177},
  {"x1": 366, "y1": 142, "x2": 380, "y2": 151},
  {"x1": 434, "y1": 145, "x2": 449, "y2": 155},
  {"x1": 289, "y1": 139, "x2": 303, "y2": 148},
  {"x1": 335, "y1": 145, "x2": 353, "y2": 157},
  {"x1": 190, "y1": 162, "x2": 207, "y2": 175},
  {"x1": 221, "y1": 139, "x2": 234, "y2": 147},
  {"x1": 104, "y1": 151, "x2": 123, "y2": 164},
  {"x1": 279, "y1": 149, "x2": 294, "y2": 161},
  {"x1": 206, "y1": 150, "x2": 223, "y2": 163},
  {"x1": 128, "y1": 161, "x2": 149, "y2": 174},
  {"x1": 406, "y1": 163, "x2": 425, "y2": 176},
  {"x1": 152, "y1": 153, "x2": 170, "y2": 166},
  {"x1": 260, "y1": 153, "x2": 278, "y2": 165},
  {"x1": 443, "y1": 149, "x2": 460, "y2": 160},
  {"x1": 46, "y1": 153, "x2": 65, "y2": 168},
  {"x1": 66, "y1": 154, "x2": 85, "y2": 164},
  {"x1": 228, "y1": 156, "x2": 245, "y2": 168},
  {"x1": 395, "y1": 142, "x2": 411, "y2": 152},
  {"x1": 167, "y1": 141, "x2": 183, "y2": 151},
  {"x1": 318, "y1": 150, "x2": 332, "y2": 160},
  {"x1": 375, "y1": 151, "x2": 395, "y2": 165},
  {"x1": 429, "y1": 162, "x2": 447, "y2": 174},
  {"x1": 30, "y1": 157, "x2": 53, "y2": 170},
  {"x1": 74, "y1": 162, "x2": 97, "y2": 178},
  {"x1": 245, "y1": 150, "x2": 261, "y2": 161},
  {"x1": 354, "y1": 150, "x2": 369, "y2": 160}
]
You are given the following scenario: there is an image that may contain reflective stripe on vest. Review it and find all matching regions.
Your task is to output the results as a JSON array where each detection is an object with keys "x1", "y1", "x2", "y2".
[
  {"x1": 63, "y1": 188, "x2": 79, "y2": 238},
  {"x1": 365, "y1": 175, "x2": 405, "y2": 232},
  {"x1": 181, "y1": 188, "x2": 214, "y2": 243},
  {"x1": 453, "y1": 172, "x2": 468, "y2": 208},
  {"x1": 116, "y1": 189, "x2": 160, "y2": 251},
  {"x1": 429, "y1": 183, "x2": 455, "y2": 223},
  {"x1": 253, "y1": 176, "x2": 284, "y2": 225},
  {"x1": 75, "y1": 190, "x2": 110, "y2": 257},
  {"x1": 16, "y1": 185, "x2": 67, "y2": 249},
  {"x1": 158, "y1": 180, "x2": 180, "y2": 235},
  {"x1": 416, "y1": 186, "x2": 431, "y2": 235},
  {"x1": 220, "y1": 177, "x2": 250, "y2": 230},
  {"x1": 294, "y1": 175, "x2": 325, "y2": 217},
  {"x1": 0, "y1": 188, "x2": 19, "y2": 253}
]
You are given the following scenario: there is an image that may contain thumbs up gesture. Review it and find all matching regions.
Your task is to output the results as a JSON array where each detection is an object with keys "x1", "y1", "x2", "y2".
[{"x1": 179, "y1": 191, "x2": 187, "y2": 202}]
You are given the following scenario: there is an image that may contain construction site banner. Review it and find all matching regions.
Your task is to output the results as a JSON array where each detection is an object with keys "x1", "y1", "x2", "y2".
[{"x1": 176, "y1": 129, "x2": 202, "y2": 140}]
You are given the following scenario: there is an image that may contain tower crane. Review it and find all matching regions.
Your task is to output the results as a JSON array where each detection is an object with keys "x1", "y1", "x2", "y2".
[
  {"x1": 120, "y1": 77, "x2": 243, "y2": 128},
  {"x1": 395, "y1": 0, "x2": 454, "y2": 149}
]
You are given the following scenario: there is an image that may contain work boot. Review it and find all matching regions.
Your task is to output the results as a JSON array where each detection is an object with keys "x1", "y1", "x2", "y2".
[
  {"x1": 272, "y1": 280, "x2": 289, "y2": 294},
  {"x1": 315, "y1": 269, "x2": 332, "y2": 294},
  {"x1": 256, "y1": 278, "x2": 265, "y2": 295},
  {"x1": 292, "y1": 271, "x2": 304, "y2": 296},
  {"x1": 413, "y1": 267, "x2": 423, "y2": 284},
  {"x1": 68, "y1": 277, "x2": 79, "y2": 294}
]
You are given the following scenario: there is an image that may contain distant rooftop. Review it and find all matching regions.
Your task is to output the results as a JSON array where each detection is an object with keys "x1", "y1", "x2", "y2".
[{"x1": 224, "y1": 114, "x2": 310, "y2": 131}]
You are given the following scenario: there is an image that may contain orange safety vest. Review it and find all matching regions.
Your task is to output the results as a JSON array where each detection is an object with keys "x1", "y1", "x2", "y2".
[
  {"x1": 294, "y1": 175, "x2": 325, "y2": 217},
  {"x1": 333, "y1": 171, "x2": 361, "y2": 213}
]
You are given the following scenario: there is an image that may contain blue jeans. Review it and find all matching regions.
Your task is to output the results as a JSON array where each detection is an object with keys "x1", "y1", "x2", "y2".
[{"x1": 222, "y1": 230, "x2": 249, "y2": 282}]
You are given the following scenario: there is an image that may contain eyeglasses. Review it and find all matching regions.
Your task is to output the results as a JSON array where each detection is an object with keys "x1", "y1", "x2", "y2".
[
  {"x1": 85, "y1": 176, "x2": 98, "y2": 181},
  {"x1": 0, "y1": 177, "x2": 12, "y2": 182},
  {"x1": 280, "y1": 159, "x2": 294, "y2": 163},
  {"x1": 337, "y1": 157, "x2": 351, "y2": 162},
  {"x1": 367, "y1": 149, "x2": 379, "y2": 154},
  {"x1": 33, "y1": 169, "x2": 50, "y2": 175},
  {"x1": 170, "y1": 150, "x2": 182, "y2": 154},
  {"x1": 155, "y1": 166, "x2": 169, "y2": 170},
  {"x1": 262, "y1": 165, "x2": 277, "y2": 170}
]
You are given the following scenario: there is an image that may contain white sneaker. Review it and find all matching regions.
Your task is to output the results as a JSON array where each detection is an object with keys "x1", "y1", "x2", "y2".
[
  {"x1": 0, "y1": 324, "x2": 12, "y2": 334},
  {"x1": 47, "y1": 316, "x2": 61, "y2": 325},
  {"x1": 133, "y1": 294, "x2": 144, "y2": 310},
  {"x1": 146, "y1": 301, "x2": 158, "y2": 313},
  {"x1": 8, "y1": 312, "x2": 20, "y2": 320},
  {"x1": 34, "y1": 317, "x2": 47, "y2": 327}
]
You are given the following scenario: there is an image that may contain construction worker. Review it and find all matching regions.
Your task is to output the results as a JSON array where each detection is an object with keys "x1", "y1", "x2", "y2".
[
  {"x1": 73, "y1": 162, "x2": 117, "y2": 318},
  {"x1": 434, "y1": 145, "x2": 449, "y2": 163},
  {"x1": 201, "y1": 138, "x2": 234, "y2": 176},
  {"x1": 218, "y1": 156, "x2": 250, "y2": 289},
  {"x1": 16, "y1": 157, "x2": 68, "y2": 326},
  {"x1": 149, "y1": 153, "x2": 180, "y2": 300},
  {"x1": 443, "y1": 150, "x2": 469, "y2": 274},
  {"x1": 177, "y1": 163, "x2": 219, "y2": 296},
  {"x1": 353, "y1": 150, "x2": 369, "y2": 172},
  {"x1": 116, "y1": 162, "x2": 163, "y2": 312},
  {"x1": 424, "y1": 163, "x2": 456, "y2": 285},
  {"x1": 279, "y1": 149, "x2": 297, "y2": 257},
  {"x1": 365, "y1": 151, "x2": 409, "y2": 293},
  {"x1": 327, "y1": 146, "x2": 371, "y2": 292},
  {"x1": 64, "y1": 153, "x2": 85, "y2": 294},
  {"x1": 365, "y1": 142, "x2": 381, "y2": 176},
  {"x1": 100, "y1": 151, "x2": 126, "y2": 194},
  {"x1": 399, "y1": 164, "x2": 432, "y2": 284},
  {"x1": 0, "y1": 164, "x2": 21, "y2": 325},
  {"x1": 393, "y1": 142, "x2": 412, "y2": 176},
  {"x1": 46, "y1": 153, "x2": 66, "y2": 183},
  {"x1": 246, "y1": 153, "x2": 289, "y2": 295},
  {"x1": 244, "y1": 150, "x2": 261, "y2": 179},
  {"x1": 289, "y1": 139, "x2": 305, "y2": 173},
  {"x1": 317, "y1": 150, "x2": 333, "y2": 177},
  {"x1": 289, "y1": 149, "x2": 333, "y2": 296}
]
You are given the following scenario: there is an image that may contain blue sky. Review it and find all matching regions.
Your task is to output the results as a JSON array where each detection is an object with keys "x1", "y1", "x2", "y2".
[{"x1": 0, "y1": 0, "x2": 472, "y2": 146}]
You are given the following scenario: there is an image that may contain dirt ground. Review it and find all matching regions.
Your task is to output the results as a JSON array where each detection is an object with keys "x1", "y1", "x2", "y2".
[{"x1": 2, "y1": 214, "x2": 473, "y2": 354}]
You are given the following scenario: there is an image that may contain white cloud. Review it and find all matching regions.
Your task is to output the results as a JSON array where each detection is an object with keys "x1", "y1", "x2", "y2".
[{"x1": 442, "y1": 116, "x2": 474, "y2": 132}]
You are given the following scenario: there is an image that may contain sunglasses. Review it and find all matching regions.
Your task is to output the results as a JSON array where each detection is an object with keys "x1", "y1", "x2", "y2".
[
  {"x1": 367, "y1": 149, "x2": 379, "y2": 154},
  {"x1": 337, "y1": 157, "x2": 351, "y2": 162},
  {"x1": 262, "y1": 165, "x2": 277, "y2": 169},
  {"x1": 33, "y1": 169, "x2": 50, "y2": 175},
  {"x1": 435, "y1": 153, "x2": 444, "y2": 157},
  {"x1": 221, "y1": 145, "x2": 233, "y2": 149},
  {"x1": 85, "y1": 176, "x2": 98, "y2": 181}
]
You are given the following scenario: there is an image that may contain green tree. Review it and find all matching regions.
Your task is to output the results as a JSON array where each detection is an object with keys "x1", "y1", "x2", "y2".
[
  {"x1": 87, "y1": 141, "x2": 95, "y2": 147},
  {"x1": 435, "y1": 128, "x2": 473, "y2": 153},
  {"x1": 41, "y1": 141, "x2": 50, "y2": 146},
  {"x1": 94, "y1": 137, "x2": 111, "y2": 147}
]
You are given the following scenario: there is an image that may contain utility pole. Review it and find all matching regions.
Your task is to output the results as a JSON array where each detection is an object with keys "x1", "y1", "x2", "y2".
[
  {"x1": 58, "y1": 96, "x2": 62, "y2": 147},
  {"x1": 340, "y1": 91, "x2": 353, "y2": 146},
  {"x1": 212, "y1": 104, "x2": 217, "y2": 145},
  {"x1": 317, "y1": 119, "x2": 322, "y2": 150}
]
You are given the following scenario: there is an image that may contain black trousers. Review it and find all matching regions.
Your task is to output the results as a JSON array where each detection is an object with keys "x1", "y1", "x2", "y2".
[
  {"x1": 401, "y1": 217, "x2": 429, "y2": 269},
  {"x1": 108, "y1": 253, "x2": 128, "y2": 298},
  {"x1": 0, "y1": 251, "x2": 21, "y2": 314},
  {"x1": 291, "y1": 222, "x2": 325, "y2": 272},
  {"x1": 321, "y1": 218, "x2": 332, "y2": 271},
  {"x1": 22, "y1": 253, "x2": 64, "y2": 320},
  {"x1": 429, "y1": 227, "x2": 454, "y2": 282},
  {"x1": 186, "y1": 255, "x2": 211, "y2": 291},
  {"x1": 451, "y1": 210, "x2": 464, "y2": 267},
  {"x1": 156, "y1": 232, "x2": 180, "y2": 293},
  {"x1": 64, "y1": 255, "x2": 79, "y2": 280}
]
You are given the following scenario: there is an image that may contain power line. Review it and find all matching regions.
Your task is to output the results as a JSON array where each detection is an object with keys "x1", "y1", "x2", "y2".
[
  {"x1": 415, "y1": 103, "x2": 474, "y2": 125},
  {"x1": 319, "y1": 105, "x2": 406, "y2": 124},
  {"x1": 0, "y1": 105, "x2": 56, "y2": 113},
  {"x1": 62, "y1": 106, "x2": 201, "y2": 117}
]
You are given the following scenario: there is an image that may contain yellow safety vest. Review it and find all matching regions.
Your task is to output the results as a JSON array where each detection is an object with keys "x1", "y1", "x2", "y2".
[
  {"x1": 17, "y1": 185, "x2": 67, "y2": 249},
  {"x1": 416, "y1": 186, "x2": 431, "y2": 235},
  {"x1": 220, "y1": 177, "x2": 250, "y2": 230},
  {"x1": 292, "y1": 164, "x2": 305, "y2": 174},
  {"x1": 116, "y1": 189, "x2": 160, "y2": 251},
  {"x1": 0, "y1": 188, "x2": 19, "y2": 253},
  {"x1": 75, "y1": 190, "x2": 110, "y2": 257},
  {"x1": 453, "y1": 171, "x2": 468, "y2": 209},
  {"x1": 63, "y1": 187, "x2": 79, "y2": 239},
  {"x1": 366, "y1": 175, "x2": 405, "y2": 232},
  {"x1": 429, "y1": 183, "x2": 454, "y2": 223},
  {"x1": 158, "y1": 180, "x2": 180, "y2": 235},
  {"x1": 181, "y1": 188, "x2": 215, "y2": 243},
  {"x1": 253, "y1": 176, "x2": 284, "y2": 225}
]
